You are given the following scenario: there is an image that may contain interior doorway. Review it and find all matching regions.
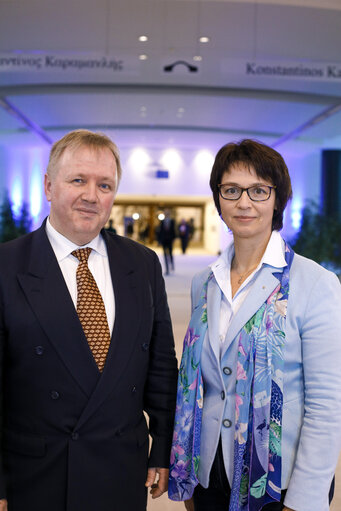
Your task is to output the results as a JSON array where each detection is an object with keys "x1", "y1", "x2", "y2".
[{"x1": 108, "y1": 195, "x2": 207, "y2": 249}]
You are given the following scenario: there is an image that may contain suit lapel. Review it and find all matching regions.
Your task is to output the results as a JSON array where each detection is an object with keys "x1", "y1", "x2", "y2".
[
  {"x1": 221, "y1": 266, "x2": 282, "y2": 356},
  {"x1": 17, "y1": 224, "x2": 100, "y2": 397},
  {"x1": 18, "y1": 225, "x2": 145, "y2": 426},
  {"x1": 76, "y1": 232, "x2": 142, "y2": 429}
]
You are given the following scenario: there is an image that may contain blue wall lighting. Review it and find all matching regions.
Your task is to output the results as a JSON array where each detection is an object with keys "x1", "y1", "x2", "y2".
[
  {"x1": 29, "y1": 162, "x2": 43, "y2": 219},
  {"x1": 27, "y1": 148, "x2": 49, "y2": 223},
  {"x1": 291, "y1": 200, "x2": 303, "y2": 231},
  {"x1": 155, "y1": 169, "x2": 169, "y2": 179},
  {"x1": 11, "y1": 176, "x2": 23, "y2": 216}
]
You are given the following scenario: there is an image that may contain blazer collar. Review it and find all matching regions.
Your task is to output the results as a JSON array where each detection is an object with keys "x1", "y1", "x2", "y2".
[
  {"x1": 206, "y1": 265, "x2": 283, "y2": 362},
  {"x1": 222, "y1": 265, "x2": 283, "y2": 355}
]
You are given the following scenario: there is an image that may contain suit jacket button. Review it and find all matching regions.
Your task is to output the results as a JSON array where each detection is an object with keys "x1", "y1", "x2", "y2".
[
  {"x1": 223, "y1": 419, "x2": 232, "y2": 428},
  {"x1": 71, "y1": 432, "x2": 79, "y2": 440},
  {"x1": 223, "y1": 367, "x2": 232, "y2": 375},
  {"x1": 35, "y1": 346, "x2": 44, "y2": 355},
  {"x1": 142, "y1": 343, "x2": 149, "y2": 351},
  {"x1": 221, "y1": 391, "x2": 225, "y2": 400},
  {"x1": 50, "y1": 390, "x2": 60, "y2": 400}
]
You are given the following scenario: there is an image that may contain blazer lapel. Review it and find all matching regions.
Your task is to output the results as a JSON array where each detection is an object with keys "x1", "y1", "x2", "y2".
[
  {"x1": 17, "y1": 224, "x2": 100, "y2": 398},
  {"x1": 206, "y1": 276, "x2": 223, "y2": 363},
  {"x1": 221, "y1": 266, "x2": 283, "y2": 356},
  {"x1": 75, "y1": 232, "x2": 142, "y2": 429}
]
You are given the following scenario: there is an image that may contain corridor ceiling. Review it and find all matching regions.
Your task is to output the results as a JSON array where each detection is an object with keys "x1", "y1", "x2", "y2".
[{"x1": 1, "y1": 0, "x2": 341, "y2": 153}]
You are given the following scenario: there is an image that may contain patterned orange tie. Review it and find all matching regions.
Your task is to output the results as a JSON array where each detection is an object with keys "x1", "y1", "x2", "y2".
[{"x1": 72, "y1": 248, "x2": 111, "y2": 372}]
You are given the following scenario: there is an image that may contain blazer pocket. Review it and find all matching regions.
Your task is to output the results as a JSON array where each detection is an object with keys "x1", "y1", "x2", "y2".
[
  {"x1": 115, "y1": 418, "x2": 149, "y2": 448},
  {"x1": 3, "y1": 429, "x2": 46, "y2": 458}
]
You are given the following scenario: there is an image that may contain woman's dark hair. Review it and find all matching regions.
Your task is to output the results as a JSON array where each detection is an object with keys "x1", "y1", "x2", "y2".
[{"x1": 209, "y1": 139, "x2": 293, "y2": 231}]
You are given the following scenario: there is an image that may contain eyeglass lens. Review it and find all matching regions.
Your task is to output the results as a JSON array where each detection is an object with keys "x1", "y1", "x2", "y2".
[{"x1": 219, "y1": 185, "x2": 271, "y2": 201}]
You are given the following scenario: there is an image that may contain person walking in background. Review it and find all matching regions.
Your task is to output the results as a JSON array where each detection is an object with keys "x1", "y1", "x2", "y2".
[
  {"x1": 178, "y1": 218, "x2": 190, "y2": 254},
  {"x1": 125, "y1": 219, "x2": 134, "y2": 238},
  {"x1": 105, "y1": 218, "x2": 117, "y2": 234},
  {"x1": 0, "y1": 129, "x2": 178, "y2": 511},
  {"x1": 169, "y1": 139, "x2": 341, "y2": 511},
  {"x1": 188, "y1": 218, "x2": 195, "y2": 242},
  {"x1": 158, "y1": 209, "x2": 176, "y2": 275},
  {"x1": 139, "y1": 220, "x2": 150, "y2": 244}
]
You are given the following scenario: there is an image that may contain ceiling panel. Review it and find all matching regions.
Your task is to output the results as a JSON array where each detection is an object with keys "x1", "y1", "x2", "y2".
[
  {"x1": 6, "y1": 91, "x2": 327, "y2": 134},
  {"x1": 0, "y1": 106, "x2": 23, "y2": 131},
  {"x1": 0, "y1": 0, "x2": 341, "y2": 151}
]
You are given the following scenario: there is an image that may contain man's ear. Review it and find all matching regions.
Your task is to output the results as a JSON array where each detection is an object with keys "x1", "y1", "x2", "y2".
[{"x1": 44, "y1": 173, "x2": 52, "y2": 202}]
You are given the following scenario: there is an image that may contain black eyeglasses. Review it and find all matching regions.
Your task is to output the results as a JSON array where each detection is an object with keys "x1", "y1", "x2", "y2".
[{"x1": 218, "y1": 184, "x2": 276, "y2": 202}]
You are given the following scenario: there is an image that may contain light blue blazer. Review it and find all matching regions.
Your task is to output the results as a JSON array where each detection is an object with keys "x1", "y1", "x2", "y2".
[{"x1": 191, "y1": 247, "x2": 341, "y2": 511}]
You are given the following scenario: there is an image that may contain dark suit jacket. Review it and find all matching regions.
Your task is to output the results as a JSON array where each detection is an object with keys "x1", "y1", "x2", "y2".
[
  {"x1": 0, "y1": 221, "x2": 178, "y2": 511},
  {"x1": 158, "y1": 219, "x2": 176, "y2": 245}
]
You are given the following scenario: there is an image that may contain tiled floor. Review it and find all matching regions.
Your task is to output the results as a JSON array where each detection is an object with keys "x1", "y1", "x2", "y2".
[{"x1": 148, "y1": 249, "x2": 341, "y2": 510}]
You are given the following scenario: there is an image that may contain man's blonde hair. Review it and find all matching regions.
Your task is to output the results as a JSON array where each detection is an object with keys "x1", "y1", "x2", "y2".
[{"x1": 46, "y1": 129, "x2": 122, "y2": 184}]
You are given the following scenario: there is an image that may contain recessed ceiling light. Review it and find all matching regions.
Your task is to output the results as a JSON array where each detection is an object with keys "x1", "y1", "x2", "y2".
[
  {"x1": 139, "y1": 54, "x2": 148, "y2": 60},
  {"x1": 139, "y1": 35, "x2": 148, "y2": 42},
  {"x1": 177, "y1": 108, "x2": 184, "y2": 118},
  {"x1": 199, "y1": 36, "x2": 210, "y2": 43},
  {"x1": 140, "y1": 106, "x2": 147, "y2": 111},
  {"x1": 193, "y1": 55, "x2": 202, "y2": 61}
]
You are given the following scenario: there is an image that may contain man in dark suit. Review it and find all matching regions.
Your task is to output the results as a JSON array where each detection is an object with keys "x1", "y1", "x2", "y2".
[
  {"x1": 158, "y1": 210, "x2": 176, "y2": 275},
  {"x1": 0, "y1": 130, "x2": 178, "y2": 511}
]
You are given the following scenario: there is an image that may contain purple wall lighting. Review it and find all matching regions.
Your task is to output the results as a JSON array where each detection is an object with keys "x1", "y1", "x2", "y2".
[{"x1": 6, "y1": 146, "x2": 49, "y2": 229}]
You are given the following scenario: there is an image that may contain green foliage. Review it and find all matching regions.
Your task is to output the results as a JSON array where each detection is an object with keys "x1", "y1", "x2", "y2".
[
  {"x1": 16, "y1": 202, "x2": 32, "y2": 237},
  {"x1": 0, "y1": 192, "x2": 33, "y2": 243},
  {"x1": 291, "y1": 202, "x2": 341, "y2": 270},
  {"x1": 0, "y1": 192, "x2": 18, "y2": 242}
]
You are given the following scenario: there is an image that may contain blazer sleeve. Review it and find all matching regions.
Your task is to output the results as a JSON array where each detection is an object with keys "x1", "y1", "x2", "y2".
[
  {"x1": 284, "y1": 269, "x2": 341, "y2": 511},
  {"x1": 143, "y1": 250, "x2": 178, "y2": 468}
]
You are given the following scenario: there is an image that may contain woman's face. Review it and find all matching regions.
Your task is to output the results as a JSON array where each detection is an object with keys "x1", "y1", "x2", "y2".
[{"x1": 219, "y1": 162, "x2": 276, "y2": 244}]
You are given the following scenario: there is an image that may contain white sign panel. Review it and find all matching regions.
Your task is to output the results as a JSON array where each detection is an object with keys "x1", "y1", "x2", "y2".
[
  {"x1": 222, "y1": 58, "x2": 341, "y2": 82},
  {"x1": 0, "y1": 53, "x2": 139, "y2": 75}
]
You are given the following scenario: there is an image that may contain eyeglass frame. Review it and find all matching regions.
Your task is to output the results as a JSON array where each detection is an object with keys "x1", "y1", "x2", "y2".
[{"x1": 217, "y1": 184, "x2": 276, "y2": 202}]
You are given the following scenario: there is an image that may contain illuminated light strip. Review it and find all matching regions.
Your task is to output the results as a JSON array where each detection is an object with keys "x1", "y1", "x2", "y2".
[
  {"x1": 0, "y1": 96, "x2": 53, "y2": 145},
  {"x1": 272, "y1": 102, "x2": 341, "y2": 148}
]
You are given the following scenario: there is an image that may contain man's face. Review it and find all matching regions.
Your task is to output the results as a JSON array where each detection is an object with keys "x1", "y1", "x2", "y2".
[{"x1": 45, "y1": 145, "x2": 117, "y2": 245}]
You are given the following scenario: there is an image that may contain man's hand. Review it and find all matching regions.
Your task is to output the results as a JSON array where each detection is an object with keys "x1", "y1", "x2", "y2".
[
  {"x1": 0, "y1": 499, "x2": 7, "y2": 510},
  {"x1": 283, "y1": 508, "x2": 295, "y2": 511},
  {"x1": 145, "y1": 467, "x2": 169, "y2": 499},
  {"x1": 184, "y1": 497, "x2": 194, "y2": 511}
]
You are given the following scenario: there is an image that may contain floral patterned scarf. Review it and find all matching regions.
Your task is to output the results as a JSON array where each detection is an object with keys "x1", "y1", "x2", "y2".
[{"x1": 169, "y1": 243, "x2": 294, "y2": 510}]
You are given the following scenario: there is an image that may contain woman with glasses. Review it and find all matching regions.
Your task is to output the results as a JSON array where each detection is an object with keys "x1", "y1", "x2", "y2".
[{"x1": 168, "y1": 139, "x2": 341, "y2": 511}]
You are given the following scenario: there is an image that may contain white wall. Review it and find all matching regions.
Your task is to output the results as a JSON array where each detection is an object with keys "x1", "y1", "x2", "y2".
[{"x1": 0, "y1": 140, "x2": 324, "y2": 250}]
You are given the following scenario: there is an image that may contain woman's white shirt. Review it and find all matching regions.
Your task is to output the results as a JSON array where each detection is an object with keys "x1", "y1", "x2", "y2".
[{"x1": 210, "y1": 230, "x2": 286, "y2": 356}]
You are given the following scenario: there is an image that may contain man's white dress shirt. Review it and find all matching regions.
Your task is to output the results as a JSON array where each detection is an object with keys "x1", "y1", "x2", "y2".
[{"x1": 46, "y1": 218, "x2": 115, "y2": 334}]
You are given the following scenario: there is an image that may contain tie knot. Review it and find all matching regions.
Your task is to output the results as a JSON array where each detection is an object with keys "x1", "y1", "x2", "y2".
[{"x1": 72, "y1": 247, "x2": 92, "y2": 263}]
